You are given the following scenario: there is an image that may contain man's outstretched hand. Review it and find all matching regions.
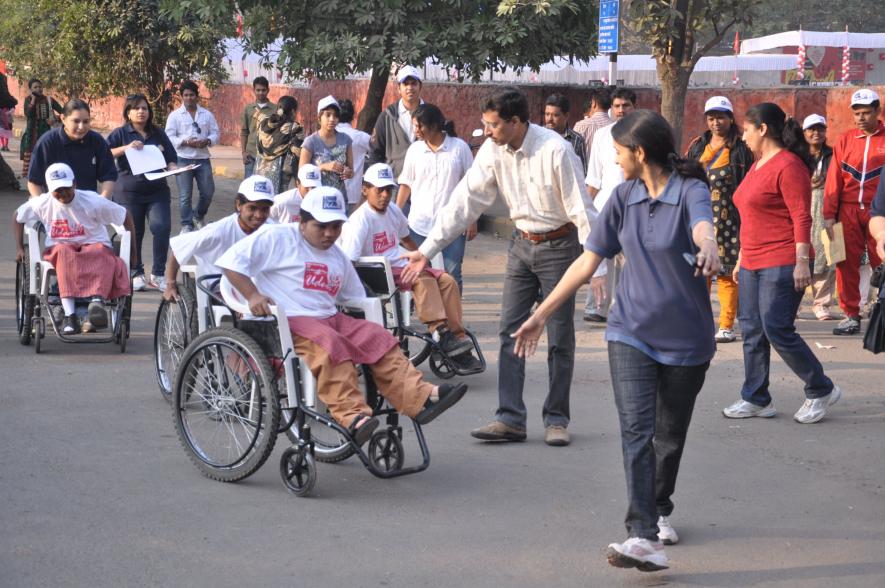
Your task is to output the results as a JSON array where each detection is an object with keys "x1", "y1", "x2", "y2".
[{"x1": 399, "y1": 250, "x2": 429, "y2": 288}]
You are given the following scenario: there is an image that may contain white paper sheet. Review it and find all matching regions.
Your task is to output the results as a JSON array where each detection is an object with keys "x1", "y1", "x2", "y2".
[
  {"x1": 124, "y1": 145, "x2": 168, "y2": 175},
  {"x1": 144, "y1": 164, "x2": 200, "y2": 181}
]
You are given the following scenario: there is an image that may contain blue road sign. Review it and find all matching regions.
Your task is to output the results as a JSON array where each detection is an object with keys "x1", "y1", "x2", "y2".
[{"x1": 598, "y1": 0, "x2": 620, "y2": 54}]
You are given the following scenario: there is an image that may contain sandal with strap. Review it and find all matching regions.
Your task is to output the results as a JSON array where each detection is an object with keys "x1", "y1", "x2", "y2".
[
  {"x1": 415, "y1": 383, "x2": 468, "y2": 425},
  {"x1": 348, "y1": 414, "x2": 380, "y2": 446}
]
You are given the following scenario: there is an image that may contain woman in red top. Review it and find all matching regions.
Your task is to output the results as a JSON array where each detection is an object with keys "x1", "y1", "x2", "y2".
[{"x1": 723, "y1": 103, "x2": 841, "y2": 424}]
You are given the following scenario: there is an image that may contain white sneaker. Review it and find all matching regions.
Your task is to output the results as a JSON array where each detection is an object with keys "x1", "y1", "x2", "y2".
[
  {"x1": 132, "y1": 275, "x2": 146, "y2": 292},
  {"x1": 722, "y1": 399, "x2": 776, "y2": 419},
  {"x1": 150, "y1": 274, "x2": 167, "y2": 291},
  {"x1": 657, "y1": 516, "x2": 679, "y2": 545},
  {"x1": 179, "y1": 225, "x2": 193, "y2": 234},
  {"x1": 793, "y1": 385, "x2": 842, "y2": 424},
  {"x1": 606, "y1": 537, "x2": 668, "y2": 572},
  {"x1": 715, "y1": 328, "x2": 737, "y2": 343}
]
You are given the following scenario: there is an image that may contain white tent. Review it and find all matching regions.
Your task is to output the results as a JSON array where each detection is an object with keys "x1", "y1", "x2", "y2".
[{"x1": 741, "y1": 30, "x2": 885, "y2": 54}]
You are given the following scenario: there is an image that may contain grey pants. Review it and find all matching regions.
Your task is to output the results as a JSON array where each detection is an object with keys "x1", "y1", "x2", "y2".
[{"x1": 496, "y1": 230, "x2": 582, "y2": 429}]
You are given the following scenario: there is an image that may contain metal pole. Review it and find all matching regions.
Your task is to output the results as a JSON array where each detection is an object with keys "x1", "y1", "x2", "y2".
[{"x1": 608, "y1": 52, "x2": 618, "y2": 86}]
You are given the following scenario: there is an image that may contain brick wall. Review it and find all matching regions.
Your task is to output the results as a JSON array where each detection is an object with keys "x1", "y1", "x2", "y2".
[{"x1": 8, "y1": 76, "x2": 883, "y2": 150}]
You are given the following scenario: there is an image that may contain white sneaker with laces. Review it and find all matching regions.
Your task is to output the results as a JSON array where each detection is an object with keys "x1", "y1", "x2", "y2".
[
  {"x1": 794, "y1": 385, "x2": 842, "y2": 424},
  {"x1": 606, "y1": 537, "x2": 668, "y2": 572},
  {"x1": 723, "y1": 399, "x2": 776, "y2": 419},
  {"x1": 715, "y1": 328, "x2": 736, "y2": 343},
  {"x1": 150, "y1": 274, "x2": 167, "y2": 291},
  {"x1": 657, "y1": 516, "x2": 678, "y2": 545},
  {"x1": 132, "y1": 275, "x2": 146, "y2": 292}
]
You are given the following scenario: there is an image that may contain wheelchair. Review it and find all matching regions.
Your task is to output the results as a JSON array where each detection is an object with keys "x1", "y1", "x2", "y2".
[
  {"x1": 353, "y1": 255, "x2": 486, "y2": 379},
  {"x1": 171, "y1": 274, "x2": 432, "y2": 496},
  {"x1": 15, "y1": 220, "x2": 132, "y2": 353}
]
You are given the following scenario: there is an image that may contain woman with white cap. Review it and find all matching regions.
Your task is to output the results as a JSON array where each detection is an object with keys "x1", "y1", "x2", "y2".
[
  {"x1": 686, "y1": 96, "x2": 754, "y2": 343},
  {"x1": 802, "y1": 114, "x2": 836, "y2": 320},
  {"x1": 299, "y1": 95, "x2": 353, "y2": 196}
]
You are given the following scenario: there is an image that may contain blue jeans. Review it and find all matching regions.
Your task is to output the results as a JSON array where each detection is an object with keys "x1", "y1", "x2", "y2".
[
  {"x1": 113, "y1": 192, "x2": 171, "y2": 277},
  {"x1": 496, "y1": 231, "x2": 581, "y2": 429},
  {"x1": 608, "y1": 341, "x2": 708, "y2": 541},
  {"x1": 738, "y1": 264, "x2": 833, "y2": 406},
  {"x1": 244, "y1": 157, "x2": 255, "y2": 179},
  {"x1": 409, "y1": 229, "x2": 467, "y2": 293},
  {"x1": 175, "y1": 157, "x2": 214, "y2": 227}
]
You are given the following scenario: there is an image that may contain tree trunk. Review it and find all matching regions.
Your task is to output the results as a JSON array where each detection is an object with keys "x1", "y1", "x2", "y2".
[
  {"x1": 659, "y1": 64, "x2": 693, "y2": 152},
  {"x1": 356, "y1": 64, "x2": 390, "y2": 133}
]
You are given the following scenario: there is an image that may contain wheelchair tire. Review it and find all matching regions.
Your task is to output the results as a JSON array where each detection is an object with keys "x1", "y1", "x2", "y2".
[
  {"x1": 33, "y1": 318, "x2": 43, "y2": 354},
  {"x1": 154, "y1": 295, "x2": 197, "y2": 402},
  {"x1": 173, "y1": 327, "x2": 281, "y2": 483},
  {"x1": 368, "y1": 430, "x2": 404, "y2": 473},
  {"x1": 279, "y1": 446, "x2": 317, "y2": 496},
  {"x1": 119, "y1": 319, "x2": 129, "y2": 354},
  {"x1": 429, "y1": 351, "x2": 456, "y2": 379},
  {"x1": 394, "y1": 326, "x2": 432, "y2": 366},
  {"x1": 16, "y1": 257, "x2": 34, "y2": 346}
]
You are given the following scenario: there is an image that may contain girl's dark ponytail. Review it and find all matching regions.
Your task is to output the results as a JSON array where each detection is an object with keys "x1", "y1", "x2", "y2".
[
  {"x1": 782, "y1": 117, "x2": 813, "y2": 171},
  {"x1": 746, "y1": 103, "x2": 813, "y2": 171},
  {"x1": 667, "y1": 153, "x2": 709, "y2": 186}
]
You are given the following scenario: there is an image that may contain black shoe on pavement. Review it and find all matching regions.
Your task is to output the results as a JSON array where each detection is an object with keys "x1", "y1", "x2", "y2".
[
  {"x1": 62, "y1": 315, "x2": 80, "y2": 335},
  {"x1": 583, "y1": 312, "x2": 606, "y2": 323},
  {"x1": 833, "y1": 316, "x2": 861, "y2": 336},
  {"x1": 438, "y1": 328, "x2": 473, "y2": 356}
]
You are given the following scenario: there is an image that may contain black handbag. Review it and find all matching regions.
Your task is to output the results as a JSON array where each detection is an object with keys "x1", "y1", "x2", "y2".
[{"x1": 863, "y1": 299, "x2": 884, "y2": 354}]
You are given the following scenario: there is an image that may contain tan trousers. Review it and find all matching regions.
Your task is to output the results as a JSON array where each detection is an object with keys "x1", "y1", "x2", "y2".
[
  {"x1": 811, "y1": 269, "x2": 836, "y2": 314},
  {"x1": 293, "y1": 336, "x2": 433, "y2": 428},
  {"x1": 411, "y1": 272, "x2": 464, "y2": 336}
]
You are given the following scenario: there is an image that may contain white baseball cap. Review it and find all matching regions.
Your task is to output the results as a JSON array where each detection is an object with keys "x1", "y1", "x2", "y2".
[
  {"x1": 300, "y1": 186, "x2": 347, "y2": 223},
  {"x1": 238, "y1": 175, "x2": 276, "y2": 202},
  {"x1": 850, "y1": 89, "x2": 880, "y2": 106},
  {"x1": 363, "y1": 163, "x2": 397, "y2": 188},
  {"x1": 802, "y1": 114, "x2": 827, "y2": 130},
  {"x1": 297, "y1": 163, "x2": 322, "y2": 188},
  {"x1": 396, "y1": 65, "x2": 422, "y2": 84},
  {"x1": 704, "y1": 96, "x2": 733, "y2": 114},
  {"x1": 317, "y1": 95, "x2": 340, "y2": 114},
  {"x1": 45, "y1": 163, "x2": 75, "y2": 192}
]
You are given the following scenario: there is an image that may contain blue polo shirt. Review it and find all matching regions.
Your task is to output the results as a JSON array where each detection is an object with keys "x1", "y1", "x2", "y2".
[
  {"x1": 107, "y1": 123, "x2": 177, "y2": 199},
  {"x1": 585, "y1": 174, "x2": 716, "y2": 366},
  {"x1": 28, "y1": 127, "x2": 117, "y2": 191}
]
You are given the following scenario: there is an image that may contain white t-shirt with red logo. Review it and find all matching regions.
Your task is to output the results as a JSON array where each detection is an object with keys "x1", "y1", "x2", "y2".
[
  {"x1": 216, "y1": 224, "x2": 366, "y2": 319},
  {"x1": 338, "y1": 202, "x2": 410, "y2": 269},
  {"x1": 269, "y1": 189, "x2": 302, "y2": 224},
  {"x1": 169, "y1": 213, "x2": 274, "y2": 275},
  {"x1": 15, "y1": 190, "x2": 127, "y2": 248}
]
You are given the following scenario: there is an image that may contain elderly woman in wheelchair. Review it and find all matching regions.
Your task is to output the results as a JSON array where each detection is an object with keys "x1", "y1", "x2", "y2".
[{"x1": 13, "y1": 163, "x2": 134, "y2": 348}]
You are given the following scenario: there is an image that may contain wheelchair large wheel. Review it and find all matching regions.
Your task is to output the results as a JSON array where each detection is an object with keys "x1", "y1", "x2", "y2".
[
  {"x1": 173, "y1": 327, "x2": 281, "y2": 482},
  {"x1": 16, "y1": 257, "x2": 35, "y2": 346},
  {"x1": 154, "y1": 290, "x2": 198, "y2": 402},
  {"x1": 285, "y1": 400, "x2": 356, "y2": 464}
]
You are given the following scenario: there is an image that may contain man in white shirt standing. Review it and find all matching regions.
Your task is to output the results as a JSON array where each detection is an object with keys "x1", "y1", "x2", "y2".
[
  {"x1": 401, "y1": 87, "x2": 603, "y2": 447},
  {"x1": 583, "y1": 88, "x2": 636, "y2": 323},
  {"x1": 336, "y1": 99, "x2": 371, "y2": 214},
  {"x1": 165, "y1": 80, "x2": 221, "y2": 233}
]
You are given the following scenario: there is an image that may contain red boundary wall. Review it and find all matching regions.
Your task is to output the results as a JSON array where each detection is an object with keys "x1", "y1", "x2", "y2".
[{"x1": 7, "y1": 77, "x2": 884, "y2": 151}]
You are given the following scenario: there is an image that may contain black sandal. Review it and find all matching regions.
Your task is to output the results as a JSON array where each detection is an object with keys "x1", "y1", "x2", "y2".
[
  {"x1": 348, "y1": 414, "x2": 379, "y2": 446},
  {"x1": 415, "y1": 383, "x2": 468, "y2": 425}
]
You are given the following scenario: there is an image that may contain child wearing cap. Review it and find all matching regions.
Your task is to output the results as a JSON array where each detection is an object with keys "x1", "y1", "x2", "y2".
[
  {"x1": 14, "y1": 163, "x2": 135, "y2": 334},
  {"x1": 216, "y1": 186, "x2": 468, "y2": 445},
  {"x1": 298, "y1": 95, "x2": 353, "y2": 196},
  {"x1": 367, "y1": 65, "x2": 423, "y2": 177},
  {"x1": 268, "y1": 164, "x2": 321, "y2": 225},
  {"x1": 162, "y1": 175, "x2": 276, "y2": 302},
  {"x1": 339, "y1": 163, "x2": 480, "y2": 371}
]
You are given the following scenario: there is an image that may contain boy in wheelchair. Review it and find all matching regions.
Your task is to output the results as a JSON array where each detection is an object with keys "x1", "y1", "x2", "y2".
[
  {"x1": 13, "y1": 163, "x2": 134, "y2": 334},
  {"x1": 268, "y1": 163, "x2": 321, "y2": 225},
  {"x1": 338, "y1": 163, "x2": 481, "y2": 372},
  {"x1": 162, "y1": 175, "x2": 276, "y2": 303},
  {"x1": 216, "y1": 186, "x2": 468, "y2": 445}
]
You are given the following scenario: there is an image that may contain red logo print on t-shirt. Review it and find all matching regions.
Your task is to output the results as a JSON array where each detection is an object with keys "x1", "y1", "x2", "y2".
[
  {"x1": 372, "y1": 230, "x2": 395, "y2": 254},
  {"x1": 303, "y1": 262, "x2": 341, "y2": 296},
  {"x1": 50, "y1": 219, "x2": 86, "y2": 239}
]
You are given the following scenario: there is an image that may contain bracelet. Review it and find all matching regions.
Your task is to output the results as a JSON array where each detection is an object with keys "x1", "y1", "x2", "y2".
[
  {"x1": 703, "y1": 236, "x2": 715, "y2": 242},
  {"x1": 797, "y1": 255, "x2": 810, "y2": 261}
]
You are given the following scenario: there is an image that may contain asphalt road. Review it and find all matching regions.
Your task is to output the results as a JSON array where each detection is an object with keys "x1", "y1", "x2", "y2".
[{"x1": 1, "y1": 153, "x2": 884, "y2": 587}]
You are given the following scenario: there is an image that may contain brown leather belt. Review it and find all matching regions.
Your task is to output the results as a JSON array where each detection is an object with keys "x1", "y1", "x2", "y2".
[{"x1": 517, "y1": 223, "x2": 575, "y2": 244}]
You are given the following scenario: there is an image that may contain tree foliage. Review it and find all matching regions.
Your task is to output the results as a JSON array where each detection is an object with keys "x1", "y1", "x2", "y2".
[
  {"x1": 166, "y1": 0, "x2": 598, "y2": 129},
  {"x1": 0, "y1": 0, "x2": 228, "y2": 108},
  {"x1": 745, "y1": 0, "x2": 885, "y2": 37}
]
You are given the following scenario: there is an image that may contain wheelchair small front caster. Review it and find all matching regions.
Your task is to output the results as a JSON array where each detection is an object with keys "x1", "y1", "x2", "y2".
[
  {"x1": 368, "y1": 429, "x2": 405, "y2": 472},
  {"x1": 429, "y1": 351, "x2": 456, "y2": 379},
  {"x1": 280, "y1": 446, "x2": 317, "y2": 496},
  {"x1": 34, "y1": 318, "x2": 44, "y2": 354}
]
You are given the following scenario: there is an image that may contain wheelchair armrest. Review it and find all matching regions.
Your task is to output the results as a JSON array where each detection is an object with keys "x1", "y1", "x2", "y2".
[
  {"x1": 110, "y1": 224, "x2": 131, "y2": 267},
  {"x1": 354, "y1": 256, "x2": 397, "y2": 297},
  {"x1": 179, "y1": 263, "x2": 197, "y2": 276},
  {"x1": 219, "y1": 274, "x2": 251, "y2": 315},
  {"x1": 340, "y1": 297, "x2": 385, "y2": 326}
]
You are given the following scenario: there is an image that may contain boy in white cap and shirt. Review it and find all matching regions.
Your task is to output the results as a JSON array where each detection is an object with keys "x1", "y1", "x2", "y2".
[
  {"x1": 162, "y1": 174, "x2": 275, "y2": 302},
  {"x1": 14, "y1": 163, "x2": 135, "y2": 334},
  {"x1": 823, "y1": 89, "x2": 885, "y2": 335},
  {"x1": 367, "y1": 65, "x2": 424, "y2": 177},
  {"x1": 216, "y1": 186, "x2": 468, "y2": 445},
  {"x1": 269, "y1": 164, "x2": 322, "y2": 224},
  {"x1": 339, "y1": 163, "x2": 479, "y2": 370}
]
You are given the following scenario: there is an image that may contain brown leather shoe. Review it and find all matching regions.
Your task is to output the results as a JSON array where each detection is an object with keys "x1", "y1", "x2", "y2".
[
  {"x1": 470, "y1": 420, "x2": 527, "y2": 442},
  {"x1": 544, "y1": 425, "x2": 570, "y2": 446}
]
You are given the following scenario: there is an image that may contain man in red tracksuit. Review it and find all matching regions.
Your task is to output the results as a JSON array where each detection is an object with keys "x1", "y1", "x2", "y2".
[{"x1": 824, "y1": 89, "x2": 885, "y2": 335}]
